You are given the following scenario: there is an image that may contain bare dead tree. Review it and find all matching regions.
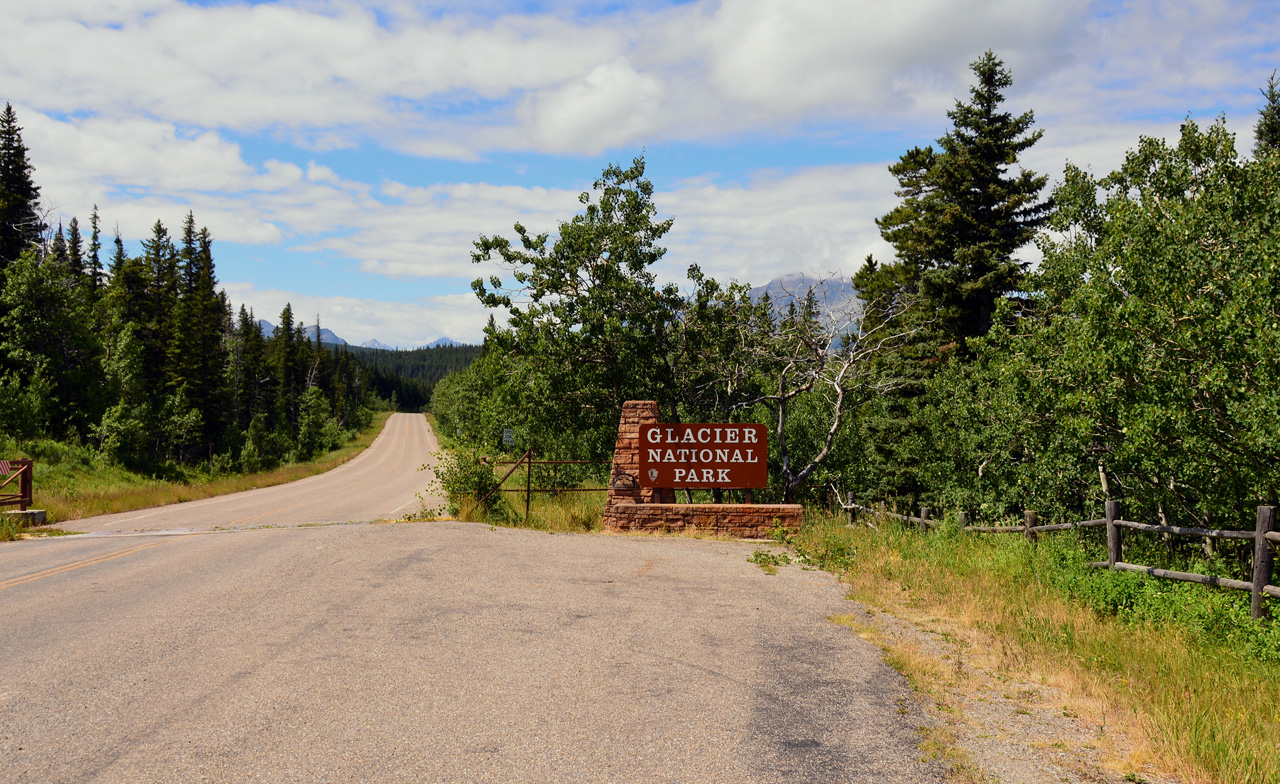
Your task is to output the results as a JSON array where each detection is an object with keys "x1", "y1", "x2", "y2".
[{"x1": 730, "y1": 273, "x2": 919, "y2": 503}]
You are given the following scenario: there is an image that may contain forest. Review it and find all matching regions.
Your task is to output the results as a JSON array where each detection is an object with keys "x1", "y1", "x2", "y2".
[
  {"x1": 433, "y1": 53, "x2": 1280, "y2": 536},
  {"x1": 0, "y1": 102, "x2": 439, "y2": 475}
]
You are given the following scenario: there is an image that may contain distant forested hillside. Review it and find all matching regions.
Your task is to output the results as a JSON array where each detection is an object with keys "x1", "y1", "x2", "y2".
[
  {"x1": 336, "y1": 344, "x2": 481, "y2": 414},
  {"x1": 342, "y1": 344, "x2": 481, "y2": 384}
]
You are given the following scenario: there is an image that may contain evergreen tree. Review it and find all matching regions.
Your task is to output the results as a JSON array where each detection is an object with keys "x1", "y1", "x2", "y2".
[
  {"x1": 141, "y1": 220, "x2": 179, "y2": 390},
  {"x1": 49, "y1": 223, "x2": 67, "y2": 265},
  {"x1": 271, "y1": 303, "x2": 301, "y2": 435},
  {"x1": 871, "y1": 50, "x2": 1051, "y2": 354},
  {"x1": 1255, "y1": 70, "x2": 1280, "y2": 157},
  {"x1": 0, "y1": 103, "x2": 42, "y2": 271},
  {"x1": 853, "y1": 51, "x2": 1051, "y2": 507},
  {"x1": 66, "y1": 216, "x2": 84, "y2": 279},
  {"x1": 87, "y1": 206, "x2": 103, "y2": 296}
]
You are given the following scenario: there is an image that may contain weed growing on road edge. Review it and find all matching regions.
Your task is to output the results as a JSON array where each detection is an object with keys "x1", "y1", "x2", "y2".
[{"x1": 748, "y1": 549, "x2": 791, "y2": 574}]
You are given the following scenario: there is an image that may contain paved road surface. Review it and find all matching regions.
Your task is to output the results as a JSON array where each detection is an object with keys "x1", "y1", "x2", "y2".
[
  {"x1": 1, "y1": 417, "x2": 941, "y2": 783},
  {"x1": 57, "y1": 412, "x2": 443, "y2": 535}
]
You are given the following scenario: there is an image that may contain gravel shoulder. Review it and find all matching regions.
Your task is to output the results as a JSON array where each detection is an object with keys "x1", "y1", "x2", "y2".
[{"x1": 789, "y1": 553, "x2": 1188, "y2": 784}]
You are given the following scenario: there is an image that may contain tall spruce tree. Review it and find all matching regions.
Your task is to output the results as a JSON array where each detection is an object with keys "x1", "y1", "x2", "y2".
[
  {"x1": 1255, "y1": 70, "x2": 1280, "y2": 157},
  {"x1": 66, "y1": 216, "x2": 84, "y2": 280},
  {"x1": 870, "y1": 50, "x2": 1051, "y2": 354},
  {"x1": 0, "y1": 103, "x2": 42, "y2": 271},
  {"x1": 853, "y1": 52, "x2": 1051, "y2": 507},
  {"x1": 87, "y1": 206, "x2": 103, "y2": 296}
]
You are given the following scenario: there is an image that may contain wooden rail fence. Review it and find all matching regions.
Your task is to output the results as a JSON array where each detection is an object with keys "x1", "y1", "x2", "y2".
[
  {"x1": 0, "y1": 459, "x2": 33, "y2": 512},
  {"x1": 848, "y1": 498, "x2": 1279, "y2": 620}
]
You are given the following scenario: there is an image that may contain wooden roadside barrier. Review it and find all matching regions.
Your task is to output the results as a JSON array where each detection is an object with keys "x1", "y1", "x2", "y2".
[{"x1": 848, "y1": 496, "x2": 1279, "y2": 620}]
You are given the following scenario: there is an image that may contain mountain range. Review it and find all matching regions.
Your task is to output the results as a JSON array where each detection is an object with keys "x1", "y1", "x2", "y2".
[
  {"x1": 747, "y1": 272, "x2": 861, "y2": 313},
  {"x1": 254, "y1": 320, "x2": 465, "y2": 350}
]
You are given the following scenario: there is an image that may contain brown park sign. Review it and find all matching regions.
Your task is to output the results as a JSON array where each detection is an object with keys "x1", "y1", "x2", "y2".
[{"x1": 639, "y1": 423, "x2": 768, "y2": 489}]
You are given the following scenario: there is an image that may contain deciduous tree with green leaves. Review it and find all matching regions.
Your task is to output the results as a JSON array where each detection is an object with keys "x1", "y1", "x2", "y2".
[
  {"x1": 926, "y1": 118, "x2": 1280, "y2": 529},
  {"x1": 469, "y1": 157, "x2": 683, "y2": 458}
]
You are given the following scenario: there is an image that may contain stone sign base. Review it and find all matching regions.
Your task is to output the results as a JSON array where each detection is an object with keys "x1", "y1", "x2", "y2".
[
  {"x1": 603, "y1": 500, "x2": 802, "y2": 538},
  {"x1": 603, "y1": 401, "x2": 802, "y2": 539},
  {"x1": 4, "y1": 509, "x2": 47, "y2": 526}
]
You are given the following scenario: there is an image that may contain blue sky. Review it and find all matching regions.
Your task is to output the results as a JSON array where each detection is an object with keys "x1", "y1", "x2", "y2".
[{"x1": 5, "y1": 0, "x2": 1278, "y2": 346}]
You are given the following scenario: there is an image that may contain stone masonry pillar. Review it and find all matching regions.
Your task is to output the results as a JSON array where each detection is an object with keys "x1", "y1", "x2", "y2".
[{"x1": 605, "y1": 401, "x2": 674, "y2": 517}]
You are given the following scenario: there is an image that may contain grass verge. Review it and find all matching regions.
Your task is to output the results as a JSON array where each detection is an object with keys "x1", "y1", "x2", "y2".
[
  {"x1": 797, "y1": 510, "x2": 1280, "y2": 784},
  {"x1": 12, "y1": 411, "x2": 393, "y2": 524},
  {"x1": 450, "y1": 480, "x2": 607, "y2": 533}
]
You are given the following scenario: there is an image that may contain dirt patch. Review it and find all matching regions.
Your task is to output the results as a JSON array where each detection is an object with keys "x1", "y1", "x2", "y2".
[{"x1": 829, "y1": 603, "x2": 1182, "y2": 784}]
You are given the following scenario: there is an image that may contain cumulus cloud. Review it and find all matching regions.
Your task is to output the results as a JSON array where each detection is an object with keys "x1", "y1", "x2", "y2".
[
  {"x1": 516, "y1": 59, "x2": 665, "y2": 154},
  {"x1": 7, "y1": 0, "x2": 1276, "y2": 157}
]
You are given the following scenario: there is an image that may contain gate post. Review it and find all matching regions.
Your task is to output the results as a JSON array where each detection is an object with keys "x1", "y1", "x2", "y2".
[{"x1": 19, "y1": 460, "x2": 31, "y2": 512}]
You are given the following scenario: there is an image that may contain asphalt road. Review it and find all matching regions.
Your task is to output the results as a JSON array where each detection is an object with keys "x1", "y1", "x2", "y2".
[
  {"x1": 0, "y1": 417, "x2": 941, "y2": 784},
  {"x1": 57, "y1": 412, "x2": 443, "y2": 535}
]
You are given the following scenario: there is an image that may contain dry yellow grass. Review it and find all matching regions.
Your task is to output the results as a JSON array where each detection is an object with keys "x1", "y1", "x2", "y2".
[{"x1": 819, "y1": 512, "x2": 1280, "y2": 784}]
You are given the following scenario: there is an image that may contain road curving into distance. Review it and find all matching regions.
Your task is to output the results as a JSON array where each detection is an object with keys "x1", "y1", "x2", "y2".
[
  {"x1": 0, "y1": 411, "x2": 944, "y2": 783},
  {"x1": 55, "y1": 412, "x2": 444, "y2": 535}
]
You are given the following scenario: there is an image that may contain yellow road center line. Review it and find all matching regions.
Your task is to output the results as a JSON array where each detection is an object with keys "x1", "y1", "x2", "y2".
[{"x1": 0, "y1": 540, "x2": 172, "y2": 592}]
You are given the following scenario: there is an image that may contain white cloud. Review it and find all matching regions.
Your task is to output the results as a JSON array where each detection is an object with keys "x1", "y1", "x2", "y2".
[
  {"x1": 220, "y1": 282, "x2": 490, "y2": 347},
  {"x1": 8, "y1": 0, "x2": 1276, "y2": 158},
  {"x1": 516, "y1": 59, "x2": 665, "y2": 154},
  {"x1": 659, "y1": 164, "x2": 898, "y2": 287},
  {"x1": 692, "y1": 0, "x2": 1087, "y2": 117}
]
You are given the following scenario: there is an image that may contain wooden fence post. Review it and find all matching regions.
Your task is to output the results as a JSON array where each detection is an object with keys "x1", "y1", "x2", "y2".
[
  {"x1": 1252, "y1": 505, "x2": 1276, "y2": 620},
  {"x1": 1106, "y1": 500, "x2": 1122, "y2": 567},
  {"x1": 919, "y1": 506, "x2": 930, "y2": 533},
  {"x1": 957, "y1": 511, "x2": 968, "y2": 529},
  {"x1": 20, "y1": 460, "x2": 32, "y2": 512},
  {"x1": 847, "y1": 493, "x2": 856, "y2": 525},
  {"x1": 1024, "y1": 510, "x2": 1037, "y2": 542}
]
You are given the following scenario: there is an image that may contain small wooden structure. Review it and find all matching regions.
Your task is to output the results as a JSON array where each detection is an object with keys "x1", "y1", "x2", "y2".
[{"x1": 0, "y1": 459, "x2": 33, "y2": 512}]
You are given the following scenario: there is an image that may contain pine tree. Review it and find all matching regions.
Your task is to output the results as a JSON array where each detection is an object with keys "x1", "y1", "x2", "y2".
[
  {"x1": 87, "y1": 206, "x2": 103, "y2": 296},
  {"x1": 271, "y1": 303, "x2": 301, "y2": 435},
  {"x1": 141, "y1": 220, "x2": 180, "y2": 391},
  {"x1": 66, "y1": 217, "x2": 84, "y2": 279},
  {"x1": 871, "y1": 50, "x2": 1051, "y2": 354},
  {"x1": 854, "y1": 51, "x2": 1051, "y2": 508},
  {"x1": 49, "y1": 222, "x2": 67, "y2": 265},
  {"x1": 1255, "y1": 70, "x2": 1280, "y2": 157},
  {"x1": 0, "y1": 103, "x2": 42, "y2": 270}
]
